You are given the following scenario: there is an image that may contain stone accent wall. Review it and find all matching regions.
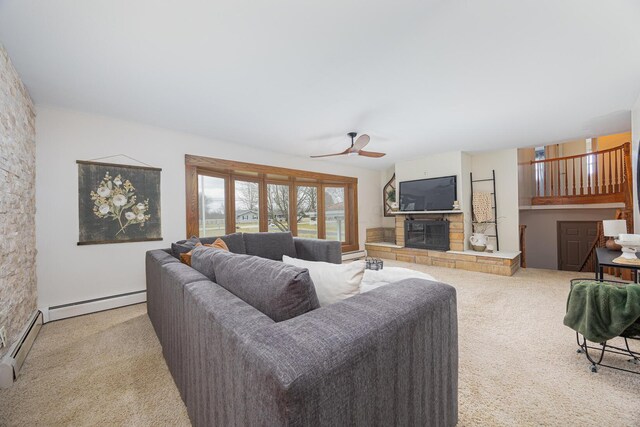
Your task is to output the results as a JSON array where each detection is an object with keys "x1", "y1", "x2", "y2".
[
  {"x1": 365, "y1": 227, "x2": 395, "y2": 243},
  {"x1": 0, "y1": 44, "x2": 37, "y2": 358}
]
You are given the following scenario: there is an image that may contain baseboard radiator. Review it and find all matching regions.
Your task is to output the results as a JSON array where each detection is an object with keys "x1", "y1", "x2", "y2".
[
  {"x1": 0, "y1": 310, "x2": 43, "y2": 389},
  {"x1": 342, "y1": 250, "x2": 367, "y2": 261},
  {"x1": 46, "y1": 290, "x2": 147, "y2": 322}
]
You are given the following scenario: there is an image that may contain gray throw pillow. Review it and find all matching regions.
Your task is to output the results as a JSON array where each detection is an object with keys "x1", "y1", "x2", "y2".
[
  {"x1": 171, "y1": 236, "x2": 201, "y2": 259},
  {"x1": 211, "y1": 250, "x2": 319, "y2": 322},
  {"x1": 243, "y1": 232, "x2": 297, "y2": 260}
]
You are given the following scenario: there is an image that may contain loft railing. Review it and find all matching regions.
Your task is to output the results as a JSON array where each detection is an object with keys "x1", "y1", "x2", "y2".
[{"x1": 530, "y1": 142, "x2": 632, "y2": 206}]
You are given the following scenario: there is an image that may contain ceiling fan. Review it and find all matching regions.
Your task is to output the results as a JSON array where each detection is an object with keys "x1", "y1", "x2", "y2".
[{"x1": 310, "y1": 132, "x2": 386, "y2": 158}]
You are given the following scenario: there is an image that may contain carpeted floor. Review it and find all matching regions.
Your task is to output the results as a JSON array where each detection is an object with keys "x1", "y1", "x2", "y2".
[{"x1": 1, "y1": 263, "x2": 639, "y2": 426}]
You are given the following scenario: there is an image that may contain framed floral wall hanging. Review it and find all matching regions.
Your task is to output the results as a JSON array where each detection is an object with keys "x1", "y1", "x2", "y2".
[{"x1": 77, "y1": 160, "x2": 162, "y2": 245}]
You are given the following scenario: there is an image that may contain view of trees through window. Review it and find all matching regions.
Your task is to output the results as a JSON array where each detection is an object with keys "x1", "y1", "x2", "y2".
[
  {"x1": 187, "y1": 155, "x2": 358, "y2": 251},
  {"x1": 297, "y1": 186, "x2": 318, "y2": 238},
  {"x1": 235, "y1": 180, "x2": 260, "y2": 233},
  {"x1": 267, "y1": 183, "x2": 290, "y2": 232},
  {"x1": 198, "y1": 175, "x2": 226, "y2": 237}
]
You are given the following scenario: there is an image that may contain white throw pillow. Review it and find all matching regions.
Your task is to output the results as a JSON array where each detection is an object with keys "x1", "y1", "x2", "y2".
[
  {"x1": 282, "y1": 256, "x2": 364, "y2": 306},
  {"x1": 360, "y1": 267, "x2": 436, "y2": 293}
]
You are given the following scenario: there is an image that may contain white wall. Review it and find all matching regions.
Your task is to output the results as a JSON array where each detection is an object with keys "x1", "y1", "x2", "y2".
[
  {"x1": 519, "y1": 208, "x2": 618, "y2": 269},
  {"x1": 394, "y1": 148, "x2": 519, "y2": 252},
  {"x1": 517, "y1": 147, "x2": 535, "y2": 207},
  {"x1": 35, "y1": 106, "x2": 383, "y2": 309},
  {"x1": 470, "y1": 149, "x2": 520, "y2": 252},
  {"x1": 460, "y1": 152, "x2": 472, "y2": 250},
  {"x1": 380, "y1": 165, "x2": 396, "y2": 228}
]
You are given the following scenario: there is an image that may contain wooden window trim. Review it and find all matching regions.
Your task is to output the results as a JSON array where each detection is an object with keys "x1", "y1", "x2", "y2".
[{"x1": 185, "y1": 155, "x2": 359, "y2": 252}]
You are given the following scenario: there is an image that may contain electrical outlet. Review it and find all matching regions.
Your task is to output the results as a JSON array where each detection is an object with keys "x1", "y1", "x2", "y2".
[{"x1": 0, "y1": 326, "x2": 7, "y2": 348}]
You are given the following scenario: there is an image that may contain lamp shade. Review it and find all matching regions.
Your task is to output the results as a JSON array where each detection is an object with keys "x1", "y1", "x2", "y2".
[{"x1": 602, "y1": 219, "x2": 627, "y2": 237}]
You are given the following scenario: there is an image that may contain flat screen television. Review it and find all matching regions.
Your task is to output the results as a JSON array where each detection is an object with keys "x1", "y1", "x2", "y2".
[{"x1": 399, "y1": 175, "x2": 457, "y2": 211}]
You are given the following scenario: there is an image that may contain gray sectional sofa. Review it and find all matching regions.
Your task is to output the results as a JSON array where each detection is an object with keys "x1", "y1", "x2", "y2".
[{"x1": 146, "y1": 232, "x2": 458, "y2": 426}]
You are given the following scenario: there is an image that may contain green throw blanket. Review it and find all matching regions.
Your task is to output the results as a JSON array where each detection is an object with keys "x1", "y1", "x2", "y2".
[{"x1": 563, "y1": 280, "x2": 640, "y2": 343}]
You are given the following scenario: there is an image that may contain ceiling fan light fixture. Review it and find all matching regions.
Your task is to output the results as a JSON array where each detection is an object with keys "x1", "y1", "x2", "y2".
[{"x1": 309, "y1": 132, "x2": 386, "y2": 159}]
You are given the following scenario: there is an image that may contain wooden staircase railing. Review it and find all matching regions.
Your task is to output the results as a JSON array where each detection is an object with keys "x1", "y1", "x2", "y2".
[
  {"x1": 519, "y1": 224, "x2": 527, "y2": 268},
  {"x1": 579, "y1": 222, "x2": 604, "y2": 273},
  {"x1": 530, "y1": 142, "x2": 632, "y2": 207},
  {"x1": 579, "y1": 209, "x2": 634, "y2": 278}
]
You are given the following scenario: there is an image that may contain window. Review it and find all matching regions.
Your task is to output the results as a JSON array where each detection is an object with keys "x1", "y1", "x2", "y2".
[
  {"x1": 534, "y1": 146, "x2": 545, "y2": 191},
  {"x1": 324, "y1": 186, "x2": 346, "y2": 242},
  {"x1": 235, "y1": 180, "x2": 260, "y2": 233},
  {"x1": 185, "y1": 155, "x2": 358, "y2": 252},
  {"x1": 297, "y1": 185, "x2": 318, "y2": 239},
  {"x1": 197, "y1": 174, "x2": 226, "y2": 237},
  {"x1": 267, "y1": 183, "x2": 290, "y2": 232}
]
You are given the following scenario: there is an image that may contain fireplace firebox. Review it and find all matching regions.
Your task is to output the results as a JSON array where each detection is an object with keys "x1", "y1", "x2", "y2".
[{"x1": 404, "y1": 219, "x2": 450, "y2": 251}]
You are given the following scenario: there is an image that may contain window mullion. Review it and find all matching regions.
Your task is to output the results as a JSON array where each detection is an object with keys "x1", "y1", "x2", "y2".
[
  {"x1": 258, "y1": 175, "x2": 268, "y2": 232},
  {"x1": 289, "y1": 178, "x2": 297, "y2": 236},
  {"x1": 317, "y1": 184, "x2": 326, "y2": 239}
]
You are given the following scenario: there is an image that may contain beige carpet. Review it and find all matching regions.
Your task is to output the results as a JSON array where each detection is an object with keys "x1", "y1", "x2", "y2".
[{"x1": 1, "y1": 263, "x2": 639, "y2": 426}]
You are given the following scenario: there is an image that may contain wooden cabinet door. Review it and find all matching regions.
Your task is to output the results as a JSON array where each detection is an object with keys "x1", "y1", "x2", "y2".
[{"x1": 557, "y1": 221, "x2": 598, "y2": 271}]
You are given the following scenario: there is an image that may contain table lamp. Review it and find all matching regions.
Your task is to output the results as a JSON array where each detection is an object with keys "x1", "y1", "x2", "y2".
[{"x1": 602, "y1": 219, "x2": 627, "y2": 251}]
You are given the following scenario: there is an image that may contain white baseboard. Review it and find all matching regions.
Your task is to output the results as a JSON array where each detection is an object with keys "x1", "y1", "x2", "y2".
[
  {"x1": 47, "y1": 290, "x2": 147, "y2": 322},
  {"x1": 342, "y1": 250, "x2": 367, "y2": 261}
]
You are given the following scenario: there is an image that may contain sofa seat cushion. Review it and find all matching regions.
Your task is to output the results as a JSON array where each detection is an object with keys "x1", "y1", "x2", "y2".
[
  {"x1": 207, "y1": 249, "x2": 319, "y2": 322},
  {"x1": 283, "y1": 256, "x2": 364, "y2": 306},
  {"x1": 243, "y1": 232, "x2": 297, "y2": 260}
]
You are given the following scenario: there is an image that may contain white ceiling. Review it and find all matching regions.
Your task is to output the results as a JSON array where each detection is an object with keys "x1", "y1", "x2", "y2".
[{"x1": 1, "y1": 0, "x2": 640, "y2": 169}]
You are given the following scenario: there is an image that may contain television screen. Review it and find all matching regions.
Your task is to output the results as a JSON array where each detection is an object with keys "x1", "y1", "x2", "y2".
[{"x1": 399, "y1": 176, "x2": 457, "y2": 211}]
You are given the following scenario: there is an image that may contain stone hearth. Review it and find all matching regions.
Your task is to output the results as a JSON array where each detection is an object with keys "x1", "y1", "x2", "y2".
[{"x1": 365, "y1": 212, "x2": 520, "y2": 276}]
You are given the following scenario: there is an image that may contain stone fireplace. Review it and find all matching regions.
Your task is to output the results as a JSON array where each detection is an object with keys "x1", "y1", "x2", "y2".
[
  {"x1": 404, "y1": 219, "x2": 450, "y2": 251},
  {"x1": 364, "y1": 211, "x2": 521, "y2": 277},
  {"x1": 395, "y1": 212, "x2": 464, "y2": 251}
]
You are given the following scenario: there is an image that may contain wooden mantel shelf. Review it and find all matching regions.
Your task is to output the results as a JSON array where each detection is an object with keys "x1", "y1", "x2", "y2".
[{"x1": 391, "y1": 210, "x2": 463, "y2": 215}]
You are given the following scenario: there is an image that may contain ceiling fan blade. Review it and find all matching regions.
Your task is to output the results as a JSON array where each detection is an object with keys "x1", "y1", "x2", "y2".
[
  {"x1": 352, "y1": 134, "x2": 370, "y2": 151},
  {"x1": 358, "y1": 150, "x2": 386, "y2": 158},
  {"x1": 310, "y1": 148, "x2": 350, "y2": 158}
]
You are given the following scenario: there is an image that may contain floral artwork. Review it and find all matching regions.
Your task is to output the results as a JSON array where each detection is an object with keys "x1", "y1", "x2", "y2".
[
  {"x1": 77, "y1": 161, "x2": 162, "y2": 244},
  {"x1": 91, "y1": 172, "x2": 151, "y2": 236}
]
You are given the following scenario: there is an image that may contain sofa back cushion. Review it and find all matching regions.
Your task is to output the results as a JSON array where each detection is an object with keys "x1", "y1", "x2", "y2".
[
  {"x1": 199, "y1": 232, "x2": 246, "y2": 254},
  {"x1": 243, "y1": 232, "x2": 297, "y2": 261},
  {"x1": 190, "y1": 245, "x2": 220, "y2": 282},
  {"x1": 205, "y1": 249, "x2": 319, "y2": 322}
]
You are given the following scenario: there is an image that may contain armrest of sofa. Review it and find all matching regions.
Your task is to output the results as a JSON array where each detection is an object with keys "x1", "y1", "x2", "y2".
[
  {"x1": 183, "y1": 278, "x2": 457, "y2": 426},
  {"x1": 145, "y1": 249, "x2": 179, "y2": 339},
  {"x1": 293, "y1": 237, "x2": 342, "y2": 264},
  {"x1": 258, "y1": 278, "x2": 458, "y2": 425}
]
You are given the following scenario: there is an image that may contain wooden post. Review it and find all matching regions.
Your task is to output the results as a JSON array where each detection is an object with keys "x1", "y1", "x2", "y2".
[
  {"x1": 572, "y1": 158, "x2": 576, "y2": 196},
  {"x1": 623, "y1": 142, "x2": 634, "y2": 232},
  {"x1": 594, "y1": 153, "x2": 599, "y2": 195},
  {"x1": 580, "y1": 159, "x2": 584, "y2": 195}
]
